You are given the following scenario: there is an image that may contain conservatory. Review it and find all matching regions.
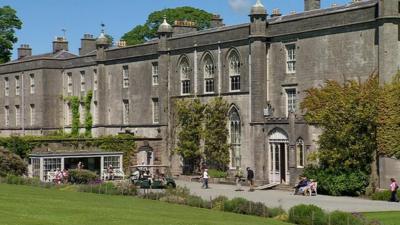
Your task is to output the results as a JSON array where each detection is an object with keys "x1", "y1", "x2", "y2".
[{"x1": 28, "y1": 151, "x2": 123, "y2": 182}]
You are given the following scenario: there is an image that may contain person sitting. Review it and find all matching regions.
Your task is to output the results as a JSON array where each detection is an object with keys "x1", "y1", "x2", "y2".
[
  {"x1": 54, "y1": 168, "x2": 62, "y2": 184},
  {"x1": 294, "y1": 176, "x2": 309, "y2": 195},
  {"x1": 62, "y1": 169, "x2": 69, "y2": 183},
  {"x1": 107, "y1": 164, "x2": 114, "y2": 180},
  {"x1": 304, "y1": 179, "x2": 317, "y2": 196}
]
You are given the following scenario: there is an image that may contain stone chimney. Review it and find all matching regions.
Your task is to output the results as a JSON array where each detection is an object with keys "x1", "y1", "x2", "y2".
[
  {"x1": 172, "y1": 20, "x2": 197, "y2": 35},
  {"x1": 53, "y1": 36, "x2": 68, "y2": 53},
  {"x1": 116, "y1": 40, "x2": 127, "y2": 48},
  {"x1": 17, "y1": 44, "x2": 32, "y2": 59},
  {"x1": 210, "y1": 15, "x2": 224, "y2": 28},
  {"x1": 304, "y1": 0, "x2": 321, "y2": 11},
  {"x1": 270, "y1": 8, "x2": 282, "y2": 18},
  {"x1": 79, "y1": 34, "x2": 96, "y2": 55}
]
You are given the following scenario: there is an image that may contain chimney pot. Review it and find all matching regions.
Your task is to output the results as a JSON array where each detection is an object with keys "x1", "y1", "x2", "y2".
[
  {"x1": 52, "y1": 36, "x2": 68, "y2": 53},
  {"x1": 79, "y1": 33, "x2": 96, "y2": 55},
  {"x1": 18, "y1": 44, "x2": 32, "y2": 59}
]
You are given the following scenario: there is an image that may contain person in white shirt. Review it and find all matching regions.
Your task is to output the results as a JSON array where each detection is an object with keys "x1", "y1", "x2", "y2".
[{"x1": 202, "y1": 169, "x2": 209, "y2": 189}]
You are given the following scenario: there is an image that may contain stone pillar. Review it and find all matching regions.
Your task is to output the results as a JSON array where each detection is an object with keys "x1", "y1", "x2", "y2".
[
  {"x1": 100, "y1": 156, "x2": 104, "y2": 179},
  {"x1": 39, "y1": 158, "x2": 44, "y2": 181},
  {"x1": 378, "y1": 0, "x2": 400, "y2": 84}
]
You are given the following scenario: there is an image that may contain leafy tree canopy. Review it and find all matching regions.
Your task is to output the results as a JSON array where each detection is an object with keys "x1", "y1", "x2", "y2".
[
  {"x1": 301, "y1": 74, "x2": 379, "y2": 173},
  {"x1": 0, "y1": 6, "x2": 22, "y2": 63},
  {"x1": 121, "y1": 7, "x2": 213, "y2": 46}
]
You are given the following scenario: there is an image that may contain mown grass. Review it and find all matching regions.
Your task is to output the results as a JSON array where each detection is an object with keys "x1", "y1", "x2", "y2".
[
  {"x1": 363, "y1": 211, "x2": 400, "y2": 225},
  {"x1": 0, "y1": 184, "x2": 289, "y2": 225}
]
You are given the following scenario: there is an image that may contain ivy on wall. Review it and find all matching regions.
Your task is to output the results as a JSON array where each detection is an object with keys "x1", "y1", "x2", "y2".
[
  {"x1": 65, "y1": 91, "x2": 93, "y2": 137},
  {"x1": 84, "y1": 90, "x2": 93, "y2": 137},
  {"x1": 174, "y1": 97, "x2": 230, "y2": 173}
]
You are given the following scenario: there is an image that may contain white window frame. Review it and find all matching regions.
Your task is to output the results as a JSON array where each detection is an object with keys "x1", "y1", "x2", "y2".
[
  {"x1": 296, "y1": 139, "x2": 305, "y2": 168},
  {"x1": 30, "y1": 104, "x2": 35, "y2": 126},
  {"x1": 203, "y1": 55, "x2": 215, "y2": 94},
  {"x1": 65, "y1": 103, "x2": 71, "y2": 126},
  {"x1": 152, "y1": 62, "x2": 159, "y2": 86},
  {"x1": 122, "y1": 66, "x2": 129, "y2": 88},
  {"x1": 15, "y1": 76, "x2": 20, "y2": 96},
  {"x1": 180, "y1": 58, "x2": 191, "y2": 95},
  {"x1": 67, "y1": 72, "x2": 72, "y2": 94},
  {"x1": 80, "y1": 71, "x2": 85, "y2": 92},
  {"x1": 30, "y1": 73, "x2": 35, "y2": 94},
  {"x1": 122, "y1": 99, "x2": 129, "y2": 125},
  {"x1": 4, "y1": 106, "x2": 9, "y2": 127},
  {"x1": 285, "y1": 88, "x2": 297, "y2": 116},
  {"x1": 4, "y1": 77, "x2": 9, "y2": 96},
  {"x1": 285, "y1": 44, "x2": 296, "y2": 74},
  {"x1": 152, "y1": 98, "x2": 159, "y2": 124},
  {"x1": 15, "y1": 105, "x2": 20, "y2": 127},
  {"x1": 228, "y1": 52, "x2": 240, "y2": 92}
]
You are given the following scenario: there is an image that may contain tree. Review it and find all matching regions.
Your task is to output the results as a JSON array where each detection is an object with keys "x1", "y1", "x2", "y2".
[
  {"x1": 174, "y1": 98, "x2": 205, "y2": 174},
  {"x1": 0, "y1": 6, "x2": 22, "y2": 63},
  {"x1": 301, "y1": 74, "x2": 379, "y2": 173},
  {"x1": 121, "y1": 7, "x2": 213, "y2": 45},
  {"x1": 0, "y1": 149, "x2": 27, "y2": 177},
  {"x1": 203, "y1": 97, "x2": 230, "y2": 171}
]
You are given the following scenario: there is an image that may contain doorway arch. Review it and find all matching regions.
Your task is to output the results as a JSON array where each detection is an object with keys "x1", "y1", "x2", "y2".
[{"x1": 268, "y1": 128, "x2": 289, "y2": 184}]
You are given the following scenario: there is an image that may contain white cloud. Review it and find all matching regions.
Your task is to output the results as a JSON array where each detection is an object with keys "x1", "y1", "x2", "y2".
[{"x1": 228, "y1": 0, "x2": 252, "y2": 13}]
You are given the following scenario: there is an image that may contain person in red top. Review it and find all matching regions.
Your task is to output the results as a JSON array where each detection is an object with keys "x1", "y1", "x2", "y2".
[{"x1": 389, "y1": 178, "x2": 399, "y2": 202}]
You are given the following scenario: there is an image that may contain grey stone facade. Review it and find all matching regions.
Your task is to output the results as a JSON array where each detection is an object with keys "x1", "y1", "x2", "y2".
[{"x1": 0, "y1": 0, "x2": 399, "y2": 185}]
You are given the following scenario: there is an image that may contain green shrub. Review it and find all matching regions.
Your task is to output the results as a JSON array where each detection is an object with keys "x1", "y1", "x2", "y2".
[
  {"x1": 186, "y1": 195, "x2": 209, "y2": 208},
  {"x1": 268, "y1": 207, "x2": 286, "y2": 218},
  {"x1": 159, "y1": 195, "x2": 186, "y2": 204},
  {"x1": 224, "y1": 197, "x2": 251, "y2": 214},
  {"x1": 288, "y1": 204, "x2": 327, "y2": 225},
  {"x1": 0, "y1": 149, "x2": 27, "y2": 177},
  {"x1": 165, "y1": 186, "x2": 190, "y2": 198},
  {"x1": 211, "y1": 195, "x2": 228, "y2": 210},
  {"x1": 303, "y1": 166, "x2": 369, "y2": 196},
  {"x1": 250, "y1": 202, "x2": 269, "y2": 217},
  {"x1": 328, "y1": 211, "x2": 364, "y2": 225},
  {"x1": 370, "y1": 189, "x2": 400, "y2": 201},
  {"x1": 68, "y1": 169, "x2": 98, "y2": 184},
  {"x1": 208, "y1": 169, "x2": 228, "y2": 178},
  {"x1": 140, "y1": 192, "x2": 166, "y2": 200}
]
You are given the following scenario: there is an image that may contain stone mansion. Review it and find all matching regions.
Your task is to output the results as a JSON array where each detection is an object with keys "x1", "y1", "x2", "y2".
[{"x1": 0, "y1": 0, "x2": 399, "y2": 185}]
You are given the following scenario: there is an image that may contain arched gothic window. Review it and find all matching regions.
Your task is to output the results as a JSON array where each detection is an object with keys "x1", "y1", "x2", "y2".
[
  {"x1": 180, "y1": 57, "x2": 191, "y2": 94},
  {"x1": 203, "y1": 54, "x2": 215, "y2": 93},
  {"x1": 228, "y1": 51, "x2": 240, "y2": 91},
  {"x1": 296, "y1": 138, "x2": 305, "y2": 168},
  {"x1": 229, "y1": 107, "x2": 241, "y2": 168}
]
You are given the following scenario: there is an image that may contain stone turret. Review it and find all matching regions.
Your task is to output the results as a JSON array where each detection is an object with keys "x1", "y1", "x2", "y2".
[
  {"x1": 249, "y1": 0, "x2": 267, "y2": 37},
  {"x1": 157, "y1": 16, "x2": 173, "y2": 52}
]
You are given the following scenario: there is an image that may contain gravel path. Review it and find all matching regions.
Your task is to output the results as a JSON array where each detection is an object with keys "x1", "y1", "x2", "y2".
[{"x1": 176, "y1": 180, "x2": 400, "y2": 212}]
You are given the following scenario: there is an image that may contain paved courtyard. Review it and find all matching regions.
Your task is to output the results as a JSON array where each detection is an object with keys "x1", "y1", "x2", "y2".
[{"x1": 176, "y1": 180, "x2": 400, "y2": 212}]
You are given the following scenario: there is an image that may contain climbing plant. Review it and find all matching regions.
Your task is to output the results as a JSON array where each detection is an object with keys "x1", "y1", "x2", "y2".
[
  {"x1": 174, "y1": 98, "x2": 205, "y2": 174},
  {"x1": 203, "y1": 97, "x2": 230, "y2": 171},
  {"x1": 84, "y1": 91, "x2": 93, "y2": 137},
  {"x1": 69, "y1": 96, "x2": 80, "y2": 137}
]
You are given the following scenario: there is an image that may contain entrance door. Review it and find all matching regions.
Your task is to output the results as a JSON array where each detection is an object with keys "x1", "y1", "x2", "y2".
[
  {"x1": 268, "y1": 129, "x2": 289, "y2": 184},
  {"x1": 269, "y1": 143, "x2": 287, "y2": 183}
]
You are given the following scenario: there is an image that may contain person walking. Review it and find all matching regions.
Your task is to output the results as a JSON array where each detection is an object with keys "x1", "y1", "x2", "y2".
[
  {"x1": 202, "y1": 169, "x2": 209, "y2": 189},
  {"x1": 246, "y1": 167, "x2": 254, "y2": 191},
  {"x1": 389, "y1": 178, "x2": 399, "y2": 202},
  {"x1": 235, "y1": 166, "x2": 244, "y2": 191}
]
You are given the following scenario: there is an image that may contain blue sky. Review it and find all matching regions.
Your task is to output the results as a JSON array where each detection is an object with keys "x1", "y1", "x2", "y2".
[{"x1": 2, "y1": 0, "x2": 349, "y2": 59}]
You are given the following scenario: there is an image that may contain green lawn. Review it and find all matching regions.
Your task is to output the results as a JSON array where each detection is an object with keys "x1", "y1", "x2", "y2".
[
  {"x1": 0, "y1": 184, "x2": 289, "y2": 225},
  {"x1": 364, "y1": 211, "x2": 400, "y2": 225}
]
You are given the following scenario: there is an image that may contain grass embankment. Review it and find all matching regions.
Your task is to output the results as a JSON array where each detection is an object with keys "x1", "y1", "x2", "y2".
[
  {"x1": 0, "y1": 184, "x2": 289, "y2": 225},
  {"x1": 363, "y1": 211, "x2": 400, "y2": 225}
]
